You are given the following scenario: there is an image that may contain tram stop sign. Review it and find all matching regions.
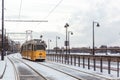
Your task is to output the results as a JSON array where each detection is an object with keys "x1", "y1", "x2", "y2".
[{"x1": 64, "y1": 41, "x2": 69, "y2": 46}]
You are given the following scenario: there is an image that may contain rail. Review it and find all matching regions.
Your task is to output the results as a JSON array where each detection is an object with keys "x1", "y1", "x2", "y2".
[
  {"x1": 8, "y1": 57, "x2": 20, "y2": 80},
  {"x1": 38, "y1": 62, "x2": 82, "y2": 80},
  {"x1": 13, "y1": 57, "x2": 47, "y2": 80},
  {"x1": 38, "y1": 62, "x2": 113, "y2": 80}
]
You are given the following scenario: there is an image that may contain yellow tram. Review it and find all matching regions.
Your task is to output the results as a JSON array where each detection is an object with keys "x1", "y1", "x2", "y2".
[{"x1": 21, "y1": 39, "x2": 47, "y2": 61}]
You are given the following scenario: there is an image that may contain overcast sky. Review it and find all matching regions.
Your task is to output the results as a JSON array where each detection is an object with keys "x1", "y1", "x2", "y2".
[{"x1": 1, "y1": 0, "x2": 120, "y2": 48}]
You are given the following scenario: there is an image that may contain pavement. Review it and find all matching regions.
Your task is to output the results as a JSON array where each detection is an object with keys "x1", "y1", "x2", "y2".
[{"x1": 0, "y1": 60, "x2": 6, "y2": 79}]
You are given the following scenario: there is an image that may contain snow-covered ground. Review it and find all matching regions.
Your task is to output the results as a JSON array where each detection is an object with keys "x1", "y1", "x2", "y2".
[
  {"x1": 0, "y1": 60, "x2": 5, "y2": 79},
  {"x1": 0, "y1": 56, "x2": 16, "y2": 80},
  {"x1": 0, "y1": 53, "x2": 120, "y2": 80},
  {"x1": 69, "y1": 52, "x2": 120, "y2": 56}
]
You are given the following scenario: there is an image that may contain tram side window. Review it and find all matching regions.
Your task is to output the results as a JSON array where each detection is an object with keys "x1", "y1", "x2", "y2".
[
  {"x1": 21, "y1": 46, "x2": 23, "y2": 52},
  {"x1": 27, "y1": 44, "x2": 32, "y2": 50},
  {"x1": 23, "y1": 46, "x2": 26, "y2": 51},
  {"x1": 22, "y1": 45, "x2": 27, "y2": 51},
  {"x1": 32, "y1": 44, "x2": 34, "y2": 51},
  {"x1": 34, "y1": 45, "x2": 36, "y2": 50}
]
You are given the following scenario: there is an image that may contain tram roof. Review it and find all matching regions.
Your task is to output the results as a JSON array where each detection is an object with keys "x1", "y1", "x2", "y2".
[{"x1": 22, "y1": 39, "x2": 46, "y2": 46}]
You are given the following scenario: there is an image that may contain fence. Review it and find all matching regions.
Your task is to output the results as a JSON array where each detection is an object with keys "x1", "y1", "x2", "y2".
[{"x1": 47, "y1": 53, "x2": 120, "y2": 77}]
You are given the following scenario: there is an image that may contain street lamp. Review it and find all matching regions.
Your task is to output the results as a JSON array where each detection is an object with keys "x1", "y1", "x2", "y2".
[
  {"x1": 48, "y1": 39, "x2": 52, "y2": 54},
  {"x1": 68, "y1": 31, "x2": 73, "y2": 55},
  {"x1": 40, "y1": 35, "x2": 43, "y2": 40},
  {"x1": 56, "y1": 36, "x2": 60, "y2": 54},
  {"x1": 92, "y1": 21, "x2": 100, "y2": 55},
  {"x1": 64, "y1": 23, "x2": 69, "y2": 62}
]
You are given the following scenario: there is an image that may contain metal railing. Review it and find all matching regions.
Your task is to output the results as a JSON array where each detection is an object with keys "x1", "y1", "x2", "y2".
[{"x1": 47, "y1": 53, "x2": 120, "y2": 77}]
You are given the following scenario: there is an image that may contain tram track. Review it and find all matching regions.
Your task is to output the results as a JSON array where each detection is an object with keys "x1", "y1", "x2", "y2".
[
  {"x1": 37, "y1": 61, "x2": 113, "y2": 80},
  {"x1": 37, "y1": 62, "x2": 83, "y2": 80},
  {"x1": 8, "y1": 57, "x2": 20, "y2": 80},
  {"x1": 11, "y1": 55, "x2": 114, "y2": 80},
  {"x1": 18, "y1": 58, "x2": 78, "y2": 80},
  {"x1": 14, "y1": 57, "x2": 81, "y2": 80},
  {"x1": 8, "y1": 57, "x2": 47, "y2": 80}
]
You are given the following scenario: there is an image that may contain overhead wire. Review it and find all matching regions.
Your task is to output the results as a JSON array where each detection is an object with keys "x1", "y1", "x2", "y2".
[
  {"x1": 44, "y1": 0, "x2": 63, "y2": 19},
  {"x1": 13, "y1": 0, "x2": 23, "y2": 37},
  {"x1": 36, "y1": 0, "x2": 63, "y2": 26},
  {"x1": 19, "y1": 0, "x2": 23, "y2": 19},
  {"x1": 14, "y1": 0, "x2": 63, "y2": 26},
  {"x1": 18, "y1": 0, "x2": 63, "y2": 20}
]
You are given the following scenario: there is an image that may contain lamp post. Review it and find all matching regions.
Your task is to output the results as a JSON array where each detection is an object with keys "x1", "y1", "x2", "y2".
[
  {"x1": 56, "y1": 36, "x2": 60, "y2": 54},
  {"x1": 68, "y1": 31, "x2": 73, "y2": 55},
  {"x1": 64, "y1": 23, "x2": 69, "y2": 63},
  {"x1": 48, "y1": 39, "x2": 52, "y2": 54},
  {"x1": 56, "y1": 36, "x2": 60, "y2": 62},
  {"x1": 92, "y1": 21, "x2": 100, "y2": 55}
]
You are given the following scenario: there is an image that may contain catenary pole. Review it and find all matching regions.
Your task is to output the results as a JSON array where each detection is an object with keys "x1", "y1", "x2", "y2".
[{"x1": 1, "y1": 0, "x2": 4, "y2": 60}]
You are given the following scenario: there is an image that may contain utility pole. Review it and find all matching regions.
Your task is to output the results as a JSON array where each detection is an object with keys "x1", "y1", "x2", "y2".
[{"x1": 1, "y1": 0, "x2": 4, "y2": 60}]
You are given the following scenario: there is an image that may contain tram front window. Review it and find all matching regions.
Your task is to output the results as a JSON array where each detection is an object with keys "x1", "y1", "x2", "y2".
[{"x1": 35, "y1": 45, "x2": 45, "y2": 50}]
